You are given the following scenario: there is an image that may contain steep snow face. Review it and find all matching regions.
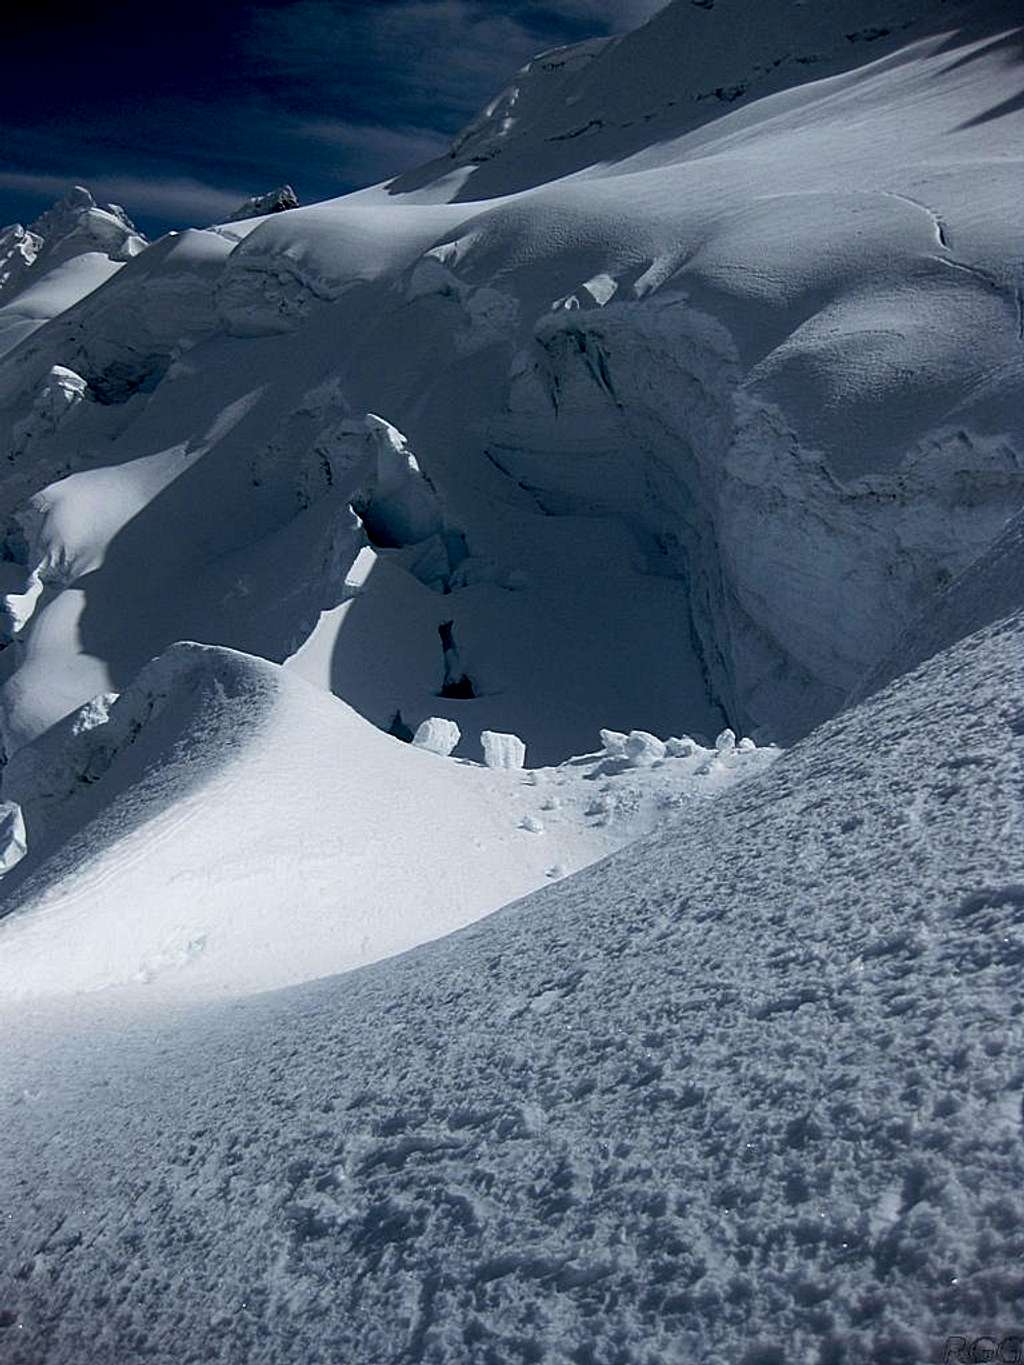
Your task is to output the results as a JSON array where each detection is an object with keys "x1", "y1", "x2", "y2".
[
  {"x1": 1, "y1": 607, "x2": 1020, "y2": 1363},
  {"x1": 446, "y1": 36, "x2": 615, "y2": 169},
  {"x1": 0, "y1": 3, "x2": 1021, "y2": 767},
  {"x1": 395, "y1": 0, "x2": 1018, "y2": 199},
  {"x1": 0, "y1": 642, "x2": 776, "y2": 1001},
  {"x1": 855, "y1": 501, "x2": 1024, "y2": 701}
]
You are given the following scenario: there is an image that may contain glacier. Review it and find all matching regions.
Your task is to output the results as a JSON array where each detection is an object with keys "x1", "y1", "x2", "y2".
[{"x1": 0, "y1": 0, "x2": 1022, "y2": 1359}]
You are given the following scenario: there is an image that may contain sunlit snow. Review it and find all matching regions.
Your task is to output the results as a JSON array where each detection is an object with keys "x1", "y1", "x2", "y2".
[{"x1": 0, "y1": 0, "x2": 1021, "y2": 1360}]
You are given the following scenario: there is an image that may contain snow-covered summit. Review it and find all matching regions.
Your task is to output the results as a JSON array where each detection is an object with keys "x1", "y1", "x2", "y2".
[
  {"x1": 0, "y1": 641, "x2": 776, "y2": 1001},
  {"x1": 0, "y1": 185, "x2": 145, "y2": 302},
  {"x1": 0, "y1": 185, "x2": 147, "y2": 361}
]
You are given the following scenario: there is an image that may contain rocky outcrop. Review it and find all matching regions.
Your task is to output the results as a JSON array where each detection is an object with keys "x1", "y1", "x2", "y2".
[{"x1": 227, "y1": 185, "x2": 299, "y2": 223}]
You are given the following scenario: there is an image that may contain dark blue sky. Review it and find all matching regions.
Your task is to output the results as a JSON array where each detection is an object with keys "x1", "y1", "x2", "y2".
[{"x1": 2, "y1": 0, "x2": 666, "y2": 238}]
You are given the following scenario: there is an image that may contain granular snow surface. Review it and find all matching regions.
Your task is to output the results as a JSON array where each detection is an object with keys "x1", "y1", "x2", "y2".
[{"x1": 1, "y1": 609, "x2": 1021, "y2": 1364}]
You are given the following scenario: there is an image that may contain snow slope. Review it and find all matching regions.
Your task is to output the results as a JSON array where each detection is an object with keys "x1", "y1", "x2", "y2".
[
  {"x1": 0, "y1": 640, "x2": 775, "y2": 1000},
  {"x1": 1, "y1": 604, "x2": 1020, "y2": 1363}
]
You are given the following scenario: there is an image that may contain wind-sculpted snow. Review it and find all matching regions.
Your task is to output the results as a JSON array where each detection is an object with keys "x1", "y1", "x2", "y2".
[
  {"x1": 393, "y1": 0, "x2": 1020, "y2": 200},
  {"x1": 0, "y1": 1, "x2": 1020, "y2": 762},
  {"x1": 0, "y1": 642, "x2": 777, "y2": 1001},
  {"x1": 1, "y1": 611, "x2": 1020, "y2": 1363}
]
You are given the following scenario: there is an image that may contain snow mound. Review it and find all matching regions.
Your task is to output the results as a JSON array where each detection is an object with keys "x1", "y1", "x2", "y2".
[
  {"x1": 1, "y1": 607, "x2": 1019, "y2": 1362},
  {"x1": 0, "y1": 645, "x2": 776, "y2": 1001}
]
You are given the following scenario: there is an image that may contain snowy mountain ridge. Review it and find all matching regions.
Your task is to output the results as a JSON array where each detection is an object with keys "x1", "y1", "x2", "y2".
[
  {"x1": 0, "y1": 185, "x2": 145, "y2": 304},
  {"x1": 0, "y1": 185, "x2": 147, "y2": 364},
  {"x1": 404, "y1": 0, "x2": 1009, "y2": 196}
]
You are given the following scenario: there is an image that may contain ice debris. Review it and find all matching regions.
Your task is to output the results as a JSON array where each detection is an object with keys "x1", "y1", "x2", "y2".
[
  {"x1": 0, "y1": 801, "x2": 27, "y2": 875},
  {"x1": 600, "y1": 726, "x2": 759, "y2": 767},
  {"x1": 599, "y1": 729, "x2": 628, "y2": 756},
  {"x1": 412, "y1": 717, "x2": 461, "y2": 757},
  {"x1": 665, "y1": 736, "x2": 697, "y2": 757},
  {"x1": 481, "y1": 731, "x2": 527, "y2": 770},
  {"x1": 716, "y1": 728, "x2": 737, "y2": 756},
  {"x1": 624, "y1": 731, "x2": 666, "y2": 766}
]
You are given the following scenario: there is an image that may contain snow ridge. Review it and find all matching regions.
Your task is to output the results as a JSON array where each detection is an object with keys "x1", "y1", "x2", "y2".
[{"x1": 0, "y1": 185, "x2": 145, "y2": 304}]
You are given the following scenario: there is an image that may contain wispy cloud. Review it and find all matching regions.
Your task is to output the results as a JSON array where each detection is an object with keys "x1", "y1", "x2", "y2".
[
  {"x1": 0, "y1": 171, "x2": 243, "y2": 225},
  {"x1": 549, "y1": 0, "x2": 669, "y2": 26},
  {"x1": 246, "y1": 3, "x2": 545, "y2": 126},
  {"x1": 0, "y1": 0, "x2": 670, "y2": 234},
  {"x1": 243, "y1": 0, "x2": 667, "y2": 133},
  {"x1": 299, "y1": 120, "x2": 451, "y2": 182}
]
